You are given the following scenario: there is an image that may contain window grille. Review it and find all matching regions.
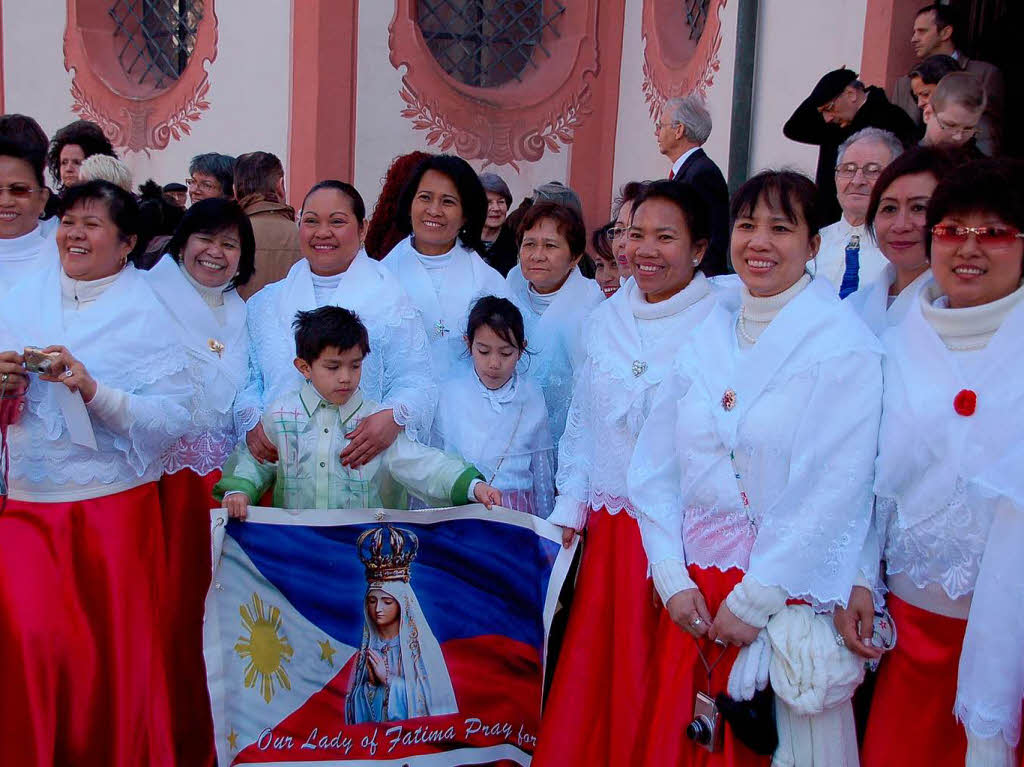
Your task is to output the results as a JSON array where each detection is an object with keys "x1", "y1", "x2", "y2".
[
  {"x1": 685, "y1": 0, "x2": 710, "y2": 41},
  {"x1": 109, "y1": 0, "x2": 203, "y2": 90},
  {"x1": 418, "y1": 0, "x2": 565, "y2": 88}
]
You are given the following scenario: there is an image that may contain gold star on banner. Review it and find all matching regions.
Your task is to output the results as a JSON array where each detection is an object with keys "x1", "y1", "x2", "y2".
[
  {"x1": 318, "y1": 638, "x2": 337, "y2": 667},
  {"x1": 227, "y1": 729, "x2": 239, "y2": 751}
]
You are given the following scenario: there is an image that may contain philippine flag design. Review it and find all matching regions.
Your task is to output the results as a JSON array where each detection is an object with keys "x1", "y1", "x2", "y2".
[{"x1": 204, "y1": 505, "x2": 573, "y2": 766}]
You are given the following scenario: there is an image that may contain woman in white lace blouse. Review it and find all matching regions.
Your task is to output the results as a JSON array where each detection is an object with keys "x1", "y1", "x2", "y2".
[
  {"x1": 0, "y1": 180, "x2": 193, "y2": 764},
  {"x1": 860, "y1": 161, "x2": 1024, "y2": 767},
  {"x1": 628, "y1": 171, "x2": 882, "y2": 766},
  {"x1": 142, "y1": 197, "x2": 256, "y2": 765}
]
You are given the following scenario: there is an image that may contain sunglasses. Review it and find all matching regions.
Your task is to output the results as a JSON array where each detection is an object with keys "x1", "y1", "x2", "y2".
[
  {"x1": 0, "y1": 184, "x2": 44, "y2": 199},
  {"x1": 931, "y1": 224, "x2": 1024, "y2": 246}
]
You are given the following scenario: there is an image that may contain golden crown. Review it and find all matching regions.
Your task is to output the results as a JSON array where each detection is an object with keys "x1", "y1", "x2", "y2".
[{"x1": 357, "y1": 525, "x2": 419, "y2": 583}]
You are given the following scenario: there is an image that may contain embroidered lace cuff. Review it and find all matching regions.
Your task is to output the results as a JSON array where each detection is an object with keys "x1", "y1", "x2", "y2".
[
  {"x1": 725, "y1": 575, "x2": 789, "y2": 629},
  {"x1": 548, "y1": 495, "x2": 588, "y2": 530},
  {"x1": 651, "y1": 559, "x2": 697, "y2": 603}
]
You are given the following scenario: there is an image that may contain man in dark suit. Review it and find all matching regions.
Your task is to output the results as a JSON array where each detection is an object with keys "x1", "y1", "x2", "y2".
[
  {"x1": 784, "y1": 68, "x2": 918, "y2": 225},
  {"x1": 656, "y1": 94, "x2": 730, "y2": 276}
]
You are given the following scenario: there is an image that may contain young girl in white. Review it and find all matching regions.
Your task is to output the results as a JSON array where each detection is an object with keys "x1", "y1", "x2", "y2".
[{"x1": 430, "y1": 296, "x2": 555, "y2": 517}]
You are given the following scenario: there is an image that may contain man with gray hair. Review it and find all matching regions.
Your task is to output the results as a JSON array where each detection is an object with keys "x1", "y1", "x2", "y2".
[
  {"x1": 815, "y1": 127, "x2": 904, "y2": 298},
  {"x1": 656, "y1": 94, "x2": 729, "y2": 275}
]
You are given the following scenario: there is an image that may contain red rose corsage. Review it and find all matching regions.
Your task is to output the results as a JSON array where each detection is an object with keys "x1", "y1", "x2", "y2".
[{"x1": 953, "y1": 389, "x2": 977, "y2": 417}]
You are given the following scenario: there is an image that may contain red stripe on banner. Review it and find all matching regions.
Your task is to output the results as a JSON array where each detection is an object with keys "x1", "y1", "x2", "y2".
[{"x1": 234, "y1": 635, "x2": 541, "y2": 763}]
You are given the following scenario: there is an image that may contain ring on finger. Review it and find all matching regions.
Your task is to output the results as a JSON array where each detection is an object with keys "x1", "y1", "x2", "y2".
[
  {"x1": 714, "y1": 638, "x2": 727, "y2": 648},
  {"x1": 690, "y1": 617, "x2": 703, "y2": 628},
  {"x1": 64, "y1": 369, "x2": 74, "y2": 378}
]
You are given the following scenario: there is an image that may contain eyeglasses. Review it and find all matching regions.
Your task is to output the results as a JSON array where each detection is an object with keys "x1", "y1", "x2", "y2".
[
  {"x1": 835, "y1": 162, "x2": 884, "y2": 180},
  {"x1": 186, "y1": 177, "x2": 219, "y2": 193},
  {"x1": 655, "y1": 120, "x2": 680, "y2": 130},
  {"x1": 0, "y1": 184, "x2": 44, "y2": 199},
  {"x1": 933, "y1": 113, "x2": 978, "y2": 139},
  {"x1": 931, "y1": 224, "x2": 1024, "y2": 246}
]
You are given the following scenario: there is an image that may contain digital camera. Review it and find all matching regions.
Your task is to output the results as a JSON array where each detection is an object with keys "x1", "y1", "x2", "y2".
[
  {"x1": 686, "y1": 691, "x2": 721, "y2": 752},
  {"x1": 23, "y1": 347, "x2": 59, "y2": 375}
]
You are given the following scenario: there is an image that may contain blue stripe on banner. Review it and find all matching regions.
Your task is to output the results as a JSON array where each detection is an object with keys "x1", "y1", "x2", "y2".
[{"x1": 227, "y1": 517, "x2": 560, "y2": 651}]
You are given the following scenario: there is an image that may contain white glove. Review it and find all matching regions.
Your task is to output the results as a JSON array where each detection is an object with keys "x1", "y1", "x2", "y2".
[
  {"x1": 965, "y1": 732, "x2": 1015, "y2": 767},
  {"x1": 727, "y1": 628, "x2": 771, "y2": 701}
]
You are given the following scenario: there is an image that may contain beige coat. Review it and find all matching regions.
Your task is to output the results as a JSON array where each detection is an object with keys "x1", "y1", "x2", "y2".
[{"x1": 238, "y1": 195, "x2": 301, "y2": 300}]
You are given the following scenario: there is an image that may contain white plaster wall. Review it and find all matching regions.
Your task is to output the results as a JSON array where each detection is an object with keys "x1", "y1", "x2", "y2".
[
  {"x1": 3, "y1": 0, "x2": 291, "y2": 195},
  {"x1": 748, "y1": 0, "x2": 868, "y2": 176},
  {"x1": 354, "y1": 0, "x2": 570, "y2": 218}
]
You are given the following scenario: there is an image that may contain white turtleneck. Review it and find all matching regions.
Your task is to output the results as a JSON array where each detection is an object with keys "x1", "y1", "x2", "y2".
[
  {"x1": 60, "y1": 269, "x2": 121, "y2": 310},
  {"x1": 736, "y1": 273, "x2": 812, "y2": 348},
  {"x1": 0, "y1": 224, "x2": 56, "y2": 299},
  {"x1": 414, "y1": 243, "x2": 455, "y2": 294},
  {"x1": 630, "y1": 271, "x2": 712, "y2": 349},
  {"x1": 311, "y1": 271, "x2": 342, "y2": 306},
  {"x1": 180, "y1": 261, "x2": 229, "y2": 327},
  {"x1": 526, "y1": 280, "x2": 562, "y2": 317},
  {"x1": 921, "y1": 280, "x2": 1024, "y2": 355},
  {"x1": 475, "y1": 369, "x2": 518, "y2": 413}
]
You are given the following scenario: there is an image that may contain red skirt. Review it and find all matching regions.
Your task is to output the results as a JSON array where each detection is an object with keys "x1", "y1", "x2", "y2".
[
  {"x1": 158, "y1": 467, "x2": 220, "y2": 767},
  {"x1": 632, "y1": 564, "x2": 771, "y2": 767},
  {"x1": 532, "y1": 508, "x2": 662, "y2": 767},
  {"x1": 0, "y1": 483, "x2": 175, "y2": 766},
  {"x1": 861, "y1": 594, "x2": 968, "y2": 767}
]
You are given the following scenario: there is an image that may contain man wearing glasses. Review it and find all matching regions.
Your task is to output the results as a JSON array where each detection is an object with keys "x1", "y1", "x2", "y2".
[
  {"x1": 784, "y1": 68, "x2": 916, "y2": 224},
  {"x1": 815, "y1": 128, "x2": 904, "y2": 298},
  {"x1": 186, "y1": 152, "x2": 236, "y2": 205}
]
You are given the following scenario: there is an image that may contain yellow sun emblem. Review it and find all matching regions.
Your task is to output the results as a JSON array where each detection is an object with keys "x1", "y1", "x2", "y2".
[{"x1": 235, "y1": 593, "x2": 294, "y2": 703}]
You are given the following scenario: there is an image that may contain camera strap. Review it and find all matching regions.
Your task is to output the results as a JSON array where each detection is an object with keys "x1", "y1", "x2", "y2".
[{"x1": 693, "y1": 641, "x2": 729, "y2": 695}]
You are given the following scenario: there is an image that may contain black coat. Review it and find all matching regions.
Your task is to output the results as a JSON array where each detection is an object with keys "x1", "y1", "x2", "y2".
[
  {"x1": 784, "y1": 86, "x2": 917, "y2": 224},
  {"x1": 672, "y1": 148, "x2": 731, "y2": 276}
]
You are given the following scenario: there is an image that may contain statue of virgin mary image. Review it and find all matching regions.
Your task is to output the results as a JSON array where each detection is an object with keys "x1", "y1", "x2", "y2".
[{"x1": 344, "y1": 525, "x2": 459, "y2": 723}]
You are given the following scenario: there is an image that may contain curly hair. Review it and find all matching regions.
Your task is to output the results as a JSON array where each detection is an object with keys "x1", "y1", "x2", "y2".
[
  {"x1": 46, "y1": 120, "x2": 117, "y2": 191},
  {"x1": 364, "y1": 151, "x2": 432, "y2": 259}
]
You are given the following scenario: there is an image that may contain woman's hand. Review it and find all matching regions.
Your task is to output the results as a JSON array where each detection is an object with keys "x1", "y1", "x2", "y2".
[
  {"x1": 245, "y1": 422, "x2": 278, "y2": 464},
  {"x1": 342, "y1": 410, "x2": 402, "y2": 468},
  {"x1": 366, "y1": 649, "x2": 387, "y2": 685},
  {"x1": 223, "y1": 493, "x2": 251, "y2": 521},
  {"x1": 37, "y1": 345, "x2": 97, "y2": 402},
  {"x1": 666, "y1": 588, "x2": 713, "y2": 638},
  {"x1": 708, "y1": 603, "x2": 761, "y2": 647},
  {"x1": 0, "y1": 351, "x2": 29, "y2": 398},
  {"x1": 473, "y1": 482, "x2": 503, "y2": 509},
  {"x1": 833, "y1": 585, "x2": 882, "y2": 660},
  {"x1": 557, "y1": 525, "x2": 579, "y2": 549}
]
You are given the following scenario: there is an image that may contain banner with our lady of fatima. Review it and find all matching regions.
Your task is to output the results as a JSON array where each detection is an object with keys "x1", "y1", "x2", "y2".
[{"x1": 204, "y1": 505, "x2": 575, "y2": 766}]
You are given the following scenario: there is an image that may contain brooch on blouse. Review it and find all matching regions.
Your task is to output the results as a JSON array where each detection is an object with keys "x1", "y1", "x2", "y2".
[
  {"x1": 631, "y1": 360, "x2": 647, "y2": 377},
  {"x1": 434, "y1": 319, "x2": 450, "y2": 338},
  {"x1": 721, "y1": 389, "x2": 737, "y2": 411},
  {"x1": 208, "y1": 338, "x2": 225, "y2": 358},
  {"x1": 953, "y1": 389, "x2": 977, "y2": 417}
]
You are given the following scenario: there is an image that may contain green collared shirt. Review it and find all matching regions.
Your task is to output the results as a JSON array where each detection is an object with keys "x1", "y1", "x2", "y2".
[{"x1": 215, "y1": 383, "x2": 481, "y2": 510}]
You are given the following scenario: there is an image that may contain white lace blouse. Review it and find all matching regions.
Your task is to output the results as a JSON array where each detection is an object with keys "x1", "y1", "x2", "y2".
[
  {"x1": 0, "y1": 264, "x2": 193, "y2": 502},
  {"x1": 144, "y1": 256, "x2": 249, "y2": 476},
  {"x1": 548, "y1": 274, "x2": 719, "y2": 530}
]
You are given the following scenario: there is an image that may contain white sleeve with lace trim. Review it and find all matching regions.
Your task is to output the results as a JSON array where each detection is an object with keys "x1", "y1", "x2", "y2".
[
  {"x1": 549, "y1": 353, "x2": 596, "y2": 531},
  {"x1": 375, "y1": 299, "x2": 438, "y2": 444}
]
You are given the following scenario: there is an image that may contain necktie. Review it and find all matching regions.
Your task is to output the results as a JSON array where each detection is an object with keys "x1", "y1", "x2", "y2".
[{"x1": 839, "y1": 234, "x2": 860, "y2": 299}]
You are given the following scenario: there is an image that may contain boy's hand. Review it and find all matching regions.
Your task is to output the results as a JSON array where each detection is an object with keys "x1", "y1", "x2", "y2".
[
  {"x1": 223, "y1": 493, "x2": 251, "y2": 520},
  {"x1": 474, "y1": 482, "x2": 503, "y2": 509},
  {"x1": 342, "y1": 410, "x2": 401, "y2": 468}
]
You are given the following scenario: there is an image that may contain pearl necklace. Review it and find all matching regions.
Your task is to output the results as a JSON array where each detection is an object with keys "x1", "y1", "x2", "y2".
[{"x1": 737, "y1": 311, "x2": 759, "y2": 345}]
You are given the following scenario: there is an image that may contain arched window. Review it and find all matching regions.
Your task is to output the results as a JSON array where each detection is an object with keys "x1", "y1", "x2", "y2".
[
  {"x1": 685, "y1": 0, "x2": 710, "y2": 42},
  {"x1": 109, "y1": 0, "x2": 204, "y2": 92},
  {"x1": 417, "y1": 0, "x2": 565, "y2": 88}
]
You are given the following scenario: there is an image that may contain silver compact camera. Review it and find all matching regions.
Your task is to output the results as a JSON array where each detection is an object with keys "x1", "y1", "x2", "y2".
[
  {"x1": 23, "y1": 347, "x2": 60, "y2": 375},
  {"x1": 686, "y1": 691, "x2": 721, "y2": 752}
]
